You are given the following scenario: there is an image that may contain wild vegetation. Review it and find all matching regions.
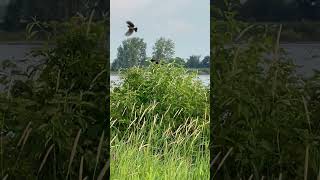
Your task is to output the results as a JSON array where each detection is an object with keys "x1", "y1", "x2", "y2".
[
  {"x1": 0, "y1": 16, "x2": 108, "y2": 179},
  {"x1": 110, "y1": 64, "x2": 210, "y2": 179},
  {"x1": 211, "y1": 3, "x2": 320, "y2": 179}
]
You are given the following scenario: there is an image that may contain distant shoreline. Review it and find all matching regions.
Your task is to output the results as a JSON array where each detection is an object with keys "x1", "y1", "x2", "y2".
[
  {"x1": 111, "y1": 68, "x2": 210, "y2": 75},
  {"x1": 2, "y1": 40, "x2": 320, "y2": 45},
  {"x1": 0, "y1": 41, "x2": 49, "y2": 45},
  {"x1": 234, "y1": 42, "x2": 320, "y2": 45}
]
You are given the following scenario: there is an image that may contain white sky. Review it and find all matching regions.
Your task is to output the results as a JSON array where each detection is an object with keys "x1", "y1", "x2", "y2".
[{"x1": 110, "y1": 0, "x2": 210, "y2": 61}]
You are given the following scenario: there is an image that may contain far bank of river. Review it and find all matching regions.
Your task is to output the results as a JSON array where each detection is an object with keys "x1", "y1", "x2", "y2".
[
  {"x1": 2, "y1": 42, "x2": 320, "y2": 78},
  {"x1": 111, "y1": 74, "x2": 210, "y2": 87}
]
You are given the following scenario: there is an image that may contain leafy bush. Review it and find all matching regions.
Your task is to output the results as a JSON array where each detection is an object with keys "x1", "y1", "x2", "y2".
[
  {"x1": 110, "y1": 64, "x2": 210, "y2": 178},
  {"x1": 111, "y1": 63, "x2": 209, "y2": 133},
  {"x1": 211, "y1": 5, "x2": 320, "y2": 179},
  {"x1": 0, "y1": 16, "x2": 108, "y2": 179}
]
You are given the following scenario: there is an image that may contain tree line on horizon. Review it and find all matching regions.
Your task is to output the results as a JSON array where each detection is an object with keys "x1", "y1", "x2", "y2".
[
  {"x1": 111, "y1": 37, "x2": 210, "y2": 71},
  {"x1": 0, "y1": 0, "x2": 108, "y2": 31},
  {"x1": 212, "y1": 0, "x2": 320, "y2": 21}
]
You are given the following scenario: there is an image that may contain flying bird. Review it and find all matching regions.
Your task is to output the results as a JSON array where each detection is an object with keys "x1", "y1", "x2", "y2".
[{"x1": 125, "y1": 21, "x2": 138, "y2": 36}]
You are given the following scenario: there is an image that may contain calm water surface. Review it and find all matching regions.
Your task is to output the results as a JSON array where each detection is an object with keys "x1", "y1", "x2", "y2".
[
  {"x1": 111, "y1": 74, "x2": 210, "y2": 87},
  {"x1": 2, "y1": 42, "x2": 320, "y2": 83}
]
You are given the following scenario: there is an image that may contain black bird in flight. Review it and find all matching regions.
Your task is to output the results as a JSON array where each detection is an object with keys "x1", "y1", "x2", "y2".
[{"x1": 125, "y1": 21, "x2": 138, "y2": 36}]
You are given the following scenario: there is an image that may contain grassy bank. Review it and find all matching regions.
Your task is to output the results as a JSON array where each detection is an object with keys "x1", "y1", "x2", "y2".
[
  {"x1": 111, "y1": 68, "x2": 210, "y2": 76},
  {"x1": 187, "y1": 68, "x2": 210, "y2": 75}
]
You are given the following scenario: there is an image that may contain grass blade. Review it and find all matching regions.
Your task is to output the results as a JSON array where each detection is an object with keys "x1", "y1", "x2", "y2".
[
  {"x1": 38, "y1": 144, "x2": 55, "y2": 174},
  {"x1": 2, "y1": 174, "x2": 8, "y2": 180},
  {"x1": 302, "y1": 96, "x2": 311, "y2": 132},
  {"x1": 210, "y1": 151, "x2": 221, "y2": 167},
  {"x1": 213, "y1": 147, "x2": 233, "y2": 178},
  {"x1": 304, "y1": 145, "x2": 309, "y2": 180},
  {"x1": 93, "y1": 131, "x2": 105, "y2": 179},
  {"x1": 79, "y1": 156, "x2": 84, "y2": 180},
  {"x1": 17, "y1": 121, "x2": 32, "y2": 147},
  {"x1": 66, "y1": 129, "x2": 81, "y2": 180},
  {"x1": 21, "y1": 128, "x2": 32, "y2": 151},
  {"x1": 97, "y1": 160, "x2": 109, "y2": 180}
]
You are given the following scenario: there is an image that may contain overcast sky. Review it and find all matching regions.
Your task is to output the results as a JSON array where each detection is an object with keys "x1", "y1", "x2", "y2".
[{"x1": 110, "y1": 0, "x2": 210, "y2": 62}]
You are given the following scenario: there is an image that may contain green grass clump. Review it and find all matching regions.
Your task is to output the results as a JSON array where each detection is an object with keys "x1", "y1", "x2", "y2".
[
  {"x1": 110, "y1": 105, "x2": 209, "y2": 179},
  {"x1": 111, "y1": 63, "x2": 208, "y2": 132},
  {"x1": 111, "y1": 64, "x2": 209, "y2": 179},
  {"x1": 110, "y1": 104, "x2": 209, "y2": 179}
]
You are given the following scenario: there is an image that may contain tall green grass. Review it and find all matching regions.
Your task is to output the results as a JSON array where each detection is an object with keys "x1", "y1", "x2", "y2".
[
  {"x1": 0, "y1": 16, "x2": 109, "y2": 179},
  {"x1": 111, "y1": 64, "x2": 209, "y2": 179},
  {"x1": 211, "y1": 3, "x2": 320, "y2": 179},
  {"x1": 111, "y1": 104, "x2": 209, "y2": 179}
]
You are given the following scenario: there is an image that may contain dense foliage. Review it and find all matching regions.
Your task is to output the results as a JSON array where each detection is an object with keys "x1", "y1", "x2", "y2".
[
  {"x1": 110, "y1": 64, "x2": 209, "y2": 178},
  {"x1": 111, "y1": 37, "x2": 147, "y2": 70},
  {"x1": 111, "y1": 63, "x2": 209, "y2": 133},
  {"x1": 0, "y1": 16, "x2": 108, "y2": 179},
  {"x1": 211, "y1": 5, "x2": 320, "y2": 179}
]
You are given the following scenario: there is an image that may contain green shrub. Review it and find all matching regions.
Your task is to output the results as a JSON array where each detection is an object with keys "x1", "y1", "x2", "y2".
[
  {"x1": 211, "y1": 6, "x2": 320, "y2": 179},
  {"x1": 0, "y1": 16, "x2": 108, "y2": 179},
  {"x1": 111, "y1": 63, "x2": 209, "y2": 133},
  {"x1": 110, "y1": 64, "x2": 210, "y2": 179}
]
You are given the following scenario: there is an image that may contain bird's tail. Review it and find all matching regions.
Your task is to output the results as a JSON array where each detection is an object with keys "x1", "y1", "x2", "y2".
[{"x1": 134, "y1": 27, "x2": 138, "y2": 32}]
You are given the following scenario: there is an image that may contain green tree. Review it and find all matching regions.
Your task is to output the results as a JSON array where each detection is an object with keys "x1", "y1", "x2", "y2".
[
  {"x1": 168, "y1": 57, "x2": 185, "y2": 66},
  {"x1": 112, "y1": 37, "x2": 147, "y2": 70},
  {"x1": 186, "y1": 55, "x2": 201, "y2": 68},
  {"x1": 201, "y1": 56, "x2": 210, "y2": 68},
  {"x1": 152, "y1": 37, "x2": 175, "y2": 62},
  {"x1": 238, "y1": 0, "x2": 314, "y2": 21}
]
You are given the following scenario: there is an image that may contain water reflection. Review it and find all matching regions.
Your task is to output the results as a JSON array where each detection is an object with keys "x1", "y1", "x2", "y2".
[{"x1": 110, "y1": 74, "x2": 210, "y2": 87}]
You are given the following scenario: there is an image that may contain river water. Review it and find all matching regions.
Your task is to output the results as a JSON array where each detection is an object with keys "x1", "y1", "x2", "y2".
[
  {"x1": 111, "y1": 74, "x2": 210, "y2": 87},
  {"x1": 2, "y1": 42, "x2": 320, "y2": 87}
]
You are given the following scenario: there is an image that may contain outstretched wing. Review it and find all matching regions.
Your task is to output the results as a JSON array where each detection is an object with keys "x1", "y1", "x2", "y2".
[
  {"x1": 125, "y1": 29, "x2": 134, "y2": 36},
  {"x1": 126, "y1": 21, "x2": 135, "y2": 28}
]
